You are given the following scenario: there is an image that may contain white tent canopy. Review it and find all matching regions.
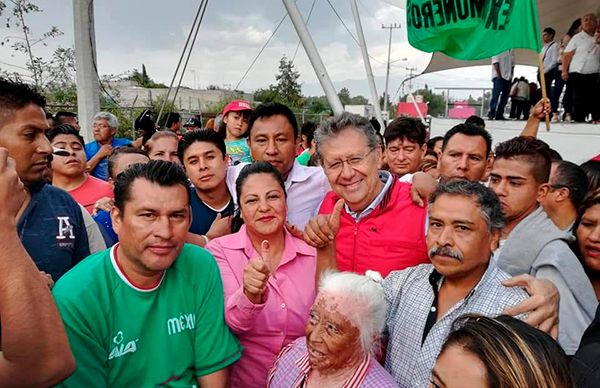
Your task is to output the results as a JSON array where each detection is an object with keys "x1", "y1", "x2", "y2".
[
  {"x1": 383, "y1": 0, "x2": 599, "y2": 74},
  {"x1": 424, "y1": 0, "x2": 599, "y2": 73}
]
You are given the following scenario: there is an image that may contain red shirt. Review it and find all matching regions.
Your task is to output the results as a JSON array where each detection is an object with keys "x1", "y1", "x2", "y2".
[{"x1": 69, "y1": 175, "x2": 114, "y2": 213}]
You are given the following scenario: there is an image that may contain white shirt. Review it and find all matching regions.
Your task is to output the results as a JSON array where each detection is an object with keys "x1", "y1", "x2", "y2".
[
  {"x1": 491, "y1": 50, "x2": 514, "y2": 81},
  {"x1": 565, "y1": 31, "x2": 600, "y2": 74},
  {"x1": 542, "y1": 41, "x2": 559, "y2": 73},
  {"x1": 227, "y1": 161, "x2": 330, "y2": 229}
]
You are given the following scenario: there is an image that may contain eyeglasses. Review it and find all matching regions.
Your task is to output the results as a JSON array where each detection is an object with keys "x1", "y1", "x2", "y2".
[{"x1": 323, "y1": 148, "x2": 375, "y2": 173}]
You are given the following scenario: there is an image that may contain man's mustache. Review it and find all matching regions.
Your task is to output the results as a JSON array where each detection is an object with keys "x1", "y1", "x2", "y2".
[{"x1": 428, "y1": 246, "x2": 463, "y2": 262}]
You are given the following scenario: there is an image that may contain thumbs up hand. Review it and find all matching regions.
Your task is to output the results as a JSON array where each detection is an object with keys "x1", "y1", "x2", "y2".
[
  {"x1": 243, "y1": 240, "x2": 272, "y2": 304},
  {"x1": 303, "y1": 199, "x2": 345, "y2": 248}
]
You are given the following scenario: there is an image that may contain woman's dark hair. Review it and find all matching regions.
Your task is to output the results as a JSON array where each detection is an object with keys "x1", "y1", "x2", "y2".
[
  {"x1": 134, "y1": 109, "x2": 157, "y2": 145},
  {"x1": 439, "y1": 314, "x2": 572, "y2": 388},
  {"x1": 567, "y1": 18, "x2": 582, "y2": 37},
  {"x1": 231, "y1": 162, "x2": 287, "y2": 232},
  {"x1": 580, "y1": 160, "x2": 600, "y2": 193},
  {"x1": 572, "y1": 188, "x2": 600, "y2": 261},
  {"x1": 427, "y1": 136, "x2": 444, "y2": 151}
]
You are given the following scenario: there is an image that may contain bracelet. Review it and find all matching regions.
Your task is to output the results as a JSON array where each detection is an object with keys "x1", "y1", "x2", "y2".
[{"x1": 200, "y1": 235, "x2": 210, "y2": 246}]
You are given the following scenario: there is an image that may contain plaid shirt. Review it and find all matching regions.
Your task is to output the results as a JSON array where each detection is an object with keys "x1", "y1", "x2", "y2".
[
  {"x1": 268, "y1": 337, "x2": 398, "y2": 387},
  {"x1": 383, "y1": 262, "x2": 528, "y2": 387}
]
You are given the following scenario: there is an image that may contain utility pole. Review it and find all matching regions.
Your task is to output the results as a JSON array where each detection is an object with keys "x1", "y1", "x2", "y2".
[
  {"x1": 405, "y1": 67, "x2": 417, "y2": 92},
  {"x1": 382, "y1": 23, "x2": 400, "y2": 117},
  {"x1": 73, "y1": 0, "x2": 100, "y2": 142}
]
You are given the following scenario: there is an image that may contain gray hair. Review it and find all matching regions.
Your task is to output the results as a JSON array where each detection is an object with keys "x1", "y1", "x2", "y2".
[
  {"x1": 315, "y1": 112, "x2": 378, "y2": 162},
  {"x1": 317, "y1": 271, "x2": 386, "y2": 357},
  {"x1": 429, "y1": 180, "x2": 504, "y2": 232},
  {"x1": 93, "y1": 111, "x2": 118, "y2": 130}
]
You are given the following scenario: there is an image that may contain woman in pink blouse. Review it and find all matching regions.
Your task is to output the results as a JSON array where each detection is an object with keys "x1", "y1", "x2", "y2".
[{"x1": 206, "y1": 162, "x2": 317, "y2": 387}]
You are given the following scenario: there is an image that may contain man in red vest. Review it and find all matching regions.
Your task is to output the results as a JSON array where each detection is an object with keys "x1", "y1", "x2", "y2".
[{"x1": 304, "y1": 113, "x2": 429, "y2": 277}]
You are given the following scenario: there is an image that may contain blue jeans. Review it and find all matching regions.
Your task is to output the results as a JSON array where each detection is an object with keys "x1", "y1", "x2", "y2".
[{"x1": 489, "y1": 77, "x2": 511, "y2": 119}]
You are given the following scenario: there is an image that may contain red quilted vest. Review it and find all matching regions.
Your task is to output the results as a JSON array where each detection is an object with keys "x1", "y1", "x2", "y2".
[{"x1": 319, "y1": 180, "x2": 429, "y2": 277}]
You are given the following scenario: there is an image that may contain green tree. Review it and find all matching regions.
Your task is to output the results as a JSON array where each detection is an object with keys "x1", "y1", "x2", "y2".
[
  {"x1": 254, "y1": 86, "x2": 278, "y2": 104},
  {"x1": 402, "y1": 88, "x2": 446, "y2": 117},
  {"x1": 304, "y1": 95, "x2": 331, "y2": 115},
  {"x1": 126, "y1": 65, "x2": 167, "y2": 88},
  {"x1": 0, "y1": 0, "x2": 69, "y2": 89},
  {"x1": 338, "y1": 87, "x2": 351, "y2": 106},
  {"x1": 350, "y1": 95, "x2": 369, "y2": 105},
  {"x1": 275, "y1": 55, "x2": 303, "y2": 109}
]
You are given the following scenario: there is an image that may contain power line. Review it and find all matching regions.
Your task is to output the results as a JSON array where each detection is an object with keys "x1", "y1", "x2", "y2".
[
  {"x1": 233, "y1": 12, "x2": 288, "y2": 92},
  {"x1": 168, "y1": 0, "x2": 208, "y2": 113},
  {"x1": 157, "y1": 0, "x2": 207, "y2": 122},
  {"x1": 324, "y1": 0, "x2": 387, "y2": 66}
]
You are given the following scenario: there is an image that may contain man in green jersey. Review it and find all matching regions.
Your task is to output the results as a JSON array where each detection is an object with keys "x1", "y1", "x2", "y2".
[{"x1": 53, "y1": 160, "x2": 242, "y2": 387}]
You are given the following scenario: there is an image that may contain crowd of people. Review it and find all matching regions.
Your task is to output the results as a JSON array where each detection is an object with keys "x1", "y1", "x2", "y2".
[
  {"x1": 1, "y1": 39, "x2": 600, "y2": 386},
  {"x1": 489, "y1": 13, "x2": 600, "y2": 123}
]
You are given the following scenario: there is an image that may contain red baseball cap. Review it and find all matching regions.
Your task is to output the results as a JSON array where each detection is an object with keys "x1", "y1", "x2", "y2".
[{"x1": 222, "y1": 100, "x2": 253, "y2": 116}]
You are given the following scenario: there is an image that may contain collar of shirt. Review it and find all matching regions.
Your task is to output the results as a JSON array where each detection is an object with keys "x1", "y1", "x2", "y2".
[
  {"x1": 428, "y1": 260, "x2": 494, "y2": 303},
  {"x1": 345, "y1": 170, "x2": 393, "y2": 221},
  {"x1": 226, "y1": 224, "x2": 314, "y2": 267},
  {"x1": 293, "y1": 352, "x2": 371, "y2": 388},
  {"x1": 286, "y1": 160, "x2": 314, "y2": 187}
]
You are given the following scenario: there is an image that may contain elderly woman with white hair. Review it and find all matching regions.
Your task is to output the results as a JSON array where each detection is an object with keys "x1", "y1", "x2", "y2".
[
  {"x1": 268, "y1": 271, "x2": 398, "y2": 387},
  {"x1": 85, "y1": 111, "x2": 132, "y2": 181}
]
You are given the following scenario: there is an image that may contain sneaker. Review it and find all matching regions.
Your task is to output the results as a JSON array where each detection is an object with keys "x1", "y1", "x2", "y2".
[
  {"x1": 551, "y1": 113, "x2": 560, "y2": 123},
  {"x1": 564, "y1": 113, "x2": 572, "y2": 123}
]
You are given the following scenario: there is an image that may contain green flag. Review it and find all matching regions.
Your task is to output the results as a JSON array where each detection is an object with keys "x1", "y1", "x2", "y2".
[{"x1": 406, "y1": 0, "x2": 542, "y2": 60}]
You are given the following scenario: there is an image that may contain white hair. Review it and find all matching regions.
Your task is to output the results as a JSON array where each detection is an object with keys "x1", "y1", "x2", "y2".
[
  {"x1": 93, "y1": 111, "x2": 118, "y2": 130},
  {"x1": 318, "y1": 270, "x2": 386, "y2": 357}
]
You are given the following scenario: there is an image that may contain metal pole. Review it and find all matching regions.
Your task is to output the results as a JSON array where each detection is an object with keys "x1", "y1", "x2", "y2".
[
  {"x1": 480, "y1": 89, "x2": 485, "y2": 117},
  {"x1": 445, "y1": 89, "x2": 450, "y2": 117},
  {"x1": 73, "y1": 0, "x2": 100, "y2": 143},
  {"x1": 382, "y1": 23, "x2": 400, "y2": 116},
  {"x1": 350, "y1": 0, "x2": 383, "y2": 129},
  {"x1": 282, "y1": 0, "x2": 343, "y2": 115}
]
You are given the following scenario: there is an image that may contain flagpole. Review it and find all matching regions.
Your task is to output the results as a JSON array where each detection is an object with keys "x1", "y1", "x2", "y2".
[{"x1": 537, "y1": 54, "x2": 551, "y2": 131}]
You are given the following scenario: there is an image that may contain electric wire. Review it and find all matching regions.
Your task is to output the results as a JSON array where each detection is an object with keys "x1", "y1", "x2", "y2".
[
  {"x1": 233, "y1": 12, "x2": 288, "y2": 92},
  {"x1": 169, "y1": 0, "x2": 208, "y2": 113},
  {"x1": 157, "y1": 0, "x2": 207, "y2": 123}
]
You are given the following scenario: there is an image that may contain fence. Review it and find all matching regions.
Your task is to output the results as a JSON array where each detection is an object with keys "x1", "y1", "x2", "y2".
[{"x1": 433, "y1": 87, "x2": 492, "y2": 118}]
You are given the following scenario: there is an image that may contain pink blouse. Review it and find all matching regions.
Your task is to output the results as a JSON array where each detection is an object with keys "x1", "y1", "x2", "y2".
[{"x1": 206, "y1": 225, "x2": 317, "y2": 388}]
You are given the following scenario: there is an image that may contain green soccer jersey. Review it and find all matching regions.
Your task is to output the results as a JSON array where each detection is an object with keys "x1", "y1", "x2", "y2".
[{"x1": 53, "y1": 243, "x2": 242, "y2": 388}]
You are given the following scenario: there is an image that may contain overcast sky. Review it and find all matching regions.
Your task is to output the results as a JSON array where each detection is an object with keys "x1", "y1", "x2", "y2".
[{"x1": 0, "y1": 0, "x2": 537, "y2": 102}]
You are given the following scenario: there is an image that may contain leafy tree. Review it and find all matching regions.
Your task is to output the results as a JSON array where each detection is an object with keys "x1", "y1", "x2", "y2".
[
  {"x1": 275, "y1": 55, "x2": 303, "y2": 109},
  {"x1": 338, "y1": 87, "x2": 351, "y2": 106},
  {"x1": 402, "y1": 88, "x2": 446, "y2": 117},
  {"x1": 0, "y1": 0, "x2": 71, "y2": 90},
  {"x1": 350, "y1": 95, "x2": 369, "y2": 105},
  {"x1": 126, "y1": 64, "x2": 167, "y2": 88},
  {"x1": 304, "y1": 95, "x2": 331, "y2": 115},
  {"x1": 254, "y1": 86, "x2": 278, "y2": 104}
]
